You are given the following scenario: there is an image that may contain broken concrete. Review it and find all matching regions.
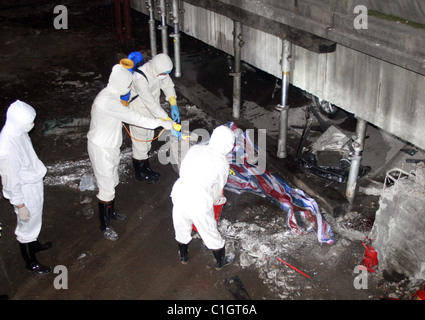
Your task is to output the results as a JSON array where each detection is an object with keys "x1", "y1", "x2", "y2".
[{"x1": 370, "y1": 164, "x2": 425, "y2": 281}]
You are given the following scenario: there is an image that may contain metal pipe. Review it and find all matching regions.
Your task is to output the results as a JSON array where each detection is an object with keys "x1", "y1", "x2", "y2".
[
  {"x1": 277, "y1": 39, "x2": 292, "y2": 158},
  {"x1": 158, "y1": 0, "x2": 168, "y2": 55},
  {"x1": 346, "y1": 118, "x2": 368, "y2": 208},
  {"x1": 146, "y1": 0, "x2": 157, "y2": 56},
  {"x1": 170, "y1": 0, "x2": 181, "y2": 77},
  {"x1": 231, "y1": 21, "x2": 243, "y2": 119}
]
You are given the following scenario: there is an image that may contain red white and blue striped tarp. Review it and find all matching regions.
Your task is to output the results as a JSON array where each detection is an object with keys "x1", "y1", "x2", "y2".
[{"x1": 225, "y1": 122, "x2": 335, "y2": 245}]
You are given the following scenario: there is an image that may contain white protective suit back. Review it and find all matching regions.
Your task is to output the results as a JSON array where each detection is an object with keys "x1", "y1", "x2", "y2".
[
  {"x1": 170, "y1": 125, "x2": 235, "y2": 249},
  {"x1": 175, "y1": 125, "x2": 235, "y2": 202}
]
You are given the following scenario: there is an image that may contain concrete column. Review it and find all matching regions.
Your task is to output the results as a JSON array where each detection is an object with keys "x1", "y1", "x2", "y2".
[
  {"x1": 277, "y1": 39, "x2": 292, "y2": 158},
  {"x1": 170, "y1": 0, "x2": 181, "y2": 77},
  {"x1": 346, "y1": 118, "x2": 368, "y2": 208},
  {"x1": 147, "y1": 0, "x2": 157, "y2": 57},
  {"x1": 231, "y1": 21, "x2": 243, "y2": 119},
  {"x1": 158, "y1": 0, "x2": 168, "y2": 55}
]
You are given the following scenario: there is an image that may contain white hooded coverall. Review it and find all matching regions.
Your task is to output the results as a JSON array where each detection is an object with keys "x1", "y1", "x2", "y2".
[
  {"x1": 171, "y1": 125, "x2": 235, "y2": 250},
  {"x1": 0, "y1": 100, "x2": 47, "y2": 243},
  {"x1": 129, "y1": 53, "x2": 177, "y2": 160},
  {"x1": 87, "y1": 64, "x2": 167, "y2": 202}
]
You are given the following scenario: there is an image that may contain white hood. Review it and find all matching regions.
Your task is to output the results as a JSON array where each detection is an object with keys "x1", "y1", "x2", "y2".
[
  {"x1": 107, "y1": 64, "x2": 133, "y2": 96},
  {"x1": 208, "y1": 125, "x2": 235, "y2": 156},
  {"x1": 2, "y1": 100, "x2": 36, "y2": 137},
  {"x1": 145, "y1": 53, "x2": 173, "y2": 77},
  {"x1": 0, "y1": 100, "x2": 46, "y2": 208}
]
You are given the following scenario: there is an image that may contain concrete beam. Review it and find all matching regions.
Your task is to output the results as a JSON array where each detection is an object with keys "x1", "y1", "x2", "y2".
[
  {"x1": 183, "y1": 0, "x2": 425, "y2": 76},
  {"x1": 182, "y1": 0, "x2": 337, "y2": 53}
]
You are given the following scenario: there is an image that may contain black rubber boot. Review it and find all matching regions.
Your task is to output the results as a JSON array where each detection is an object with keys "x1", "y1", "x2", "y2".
[
  {"x1": 98, "y1": 201, "x2": 118, "y2": 241},
  {"x1": 212, "y1": 247, "x2": 234, "y2": 270},
  {"x1": 34, "y1": 240, "x2": 52, "y2": 252},
  {"x1": 143, "y1": 158, "x2": 160, "y2": 178},
  {"x1": 178, "y1": 242, "x2": 189, "y2": 264},
  {"x1": 19, "y1": 242, "x2": 51, "y2": 274},
  {"x1": 132, "y1": 158, "x2": 160, "y2": 184},
  {"x1": 109, "y1": 199, "x2": 126, "y2": 221}
]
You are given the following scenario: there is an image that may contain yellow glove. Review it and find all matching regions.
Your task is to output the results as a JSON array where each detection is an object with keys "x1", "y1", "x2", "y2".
[
  {"x1": 168, "y1": 96, "x2": 177, "y2": 106},
  {"x1": 160, "y1": 117, "x2": 181, "y2": 131}
]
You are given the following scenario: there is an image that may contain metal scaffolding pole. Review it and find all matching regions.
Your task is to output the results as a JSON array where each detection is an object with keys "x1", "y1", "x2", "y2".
[
  {"x1": 170, "y1": 0, "x2": 181, "y2": 77},
  {"x1": 158, "y1": 0, "x2": 168, "y2": 55},
  {"x1": 147, "y1": 0, "x2": 157, "y2": 57},
  {"x1": 231, "y1": 21, "x2": 243, "y2": 119},
  {"x1": 277, "y1": 39, "x2": 292, "y2": 158},
  {"x1": 346, "y1": 118, "x2": 368, "y2": 209}
]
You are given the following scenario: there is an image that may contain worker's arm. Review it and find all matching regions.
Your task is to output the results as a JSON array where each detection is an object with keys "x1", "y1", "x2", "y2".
[
  {"x1": 0, "y1": 155, "x2": 25, "y2": 207},
  {"x1": 162, "y1": 76, "x2": 180, "y2": 123},
  {"x1": 106, "y1": 98, "x2": 166, "y2": 130},
  {"x1": 133, "y1": 77, "x2": 169, "y2": 119}
]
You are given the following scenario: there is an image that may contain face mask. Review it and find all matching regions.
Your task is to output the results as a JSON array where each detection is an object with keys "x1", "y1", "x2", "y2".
[
  {"x1": 24, "y1": 122, "x2": 34, "y2": 133},
  {"x1": 156, "y1": 74, "x2": 167, "y2": 80}
]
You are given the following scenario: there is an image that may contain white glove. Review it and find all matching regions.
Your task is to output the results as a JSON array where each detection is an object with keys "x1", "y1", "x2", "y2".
[
  {"x1": 161, "y1": 119, "x2": 174, "y2": 131},
  {"x1": 17, "y1": 206, "x2": 31, "y2": 222}
]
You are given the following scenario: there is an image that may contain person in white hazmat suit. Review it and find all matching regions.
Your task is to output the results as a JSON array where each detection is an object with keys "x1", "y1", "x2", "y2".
[
  {"x1": 129, "y1": 53, "x2": 181, "y2": 184},
  {"x1": 87, "y1": 63, "x2": 174, "y2": 241},
  {"x1": 0, "y1": 100, "x2": 52, "y2": 274},
  {"x1": 171, "y1": 125, "x2": 235, "y2": 270}
]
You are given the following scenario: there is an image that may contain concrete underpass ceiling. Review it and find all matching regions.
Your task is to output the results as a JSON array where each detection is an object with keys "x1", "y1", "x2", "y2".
[{"x1": 184, "y1": 0, "x2": 425, "y2": 76}]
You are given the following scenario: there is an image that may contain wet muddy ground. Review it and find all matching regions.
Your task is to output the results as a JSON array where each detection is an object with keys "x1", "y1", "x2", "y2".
[{"x1": 0, "y1": 0, "x2": 421, "y2": 306}]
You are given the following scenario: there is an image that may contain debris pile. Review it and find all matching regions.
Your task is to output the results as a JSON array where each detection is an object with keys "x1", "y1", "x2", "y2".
[{"x1": 370, "y1": 164, "x2": 425, "y2": 281}]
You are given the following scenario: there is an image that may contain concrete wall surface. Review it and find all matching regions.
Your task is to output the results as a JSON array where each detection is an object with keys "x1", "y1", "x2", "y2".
[{"x1": 130, "y1": 0, "x2": 425, "y2": 151}]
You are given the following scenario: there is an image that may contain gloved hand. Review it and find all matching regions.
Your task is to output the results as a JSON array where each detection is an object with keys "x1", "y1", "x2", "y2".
[
  {"x1": 171, "y1": 105, "x2": 180, "y2": 123},
  {"x1": 172, "y1": 129, "x2": 182, "y2": 141},
  {"x1": 17, "y1": 206, "x2": 30, "y2": 222},
  {"x1": 160, "y1": 119, "x2": 174, "y2": 131}
]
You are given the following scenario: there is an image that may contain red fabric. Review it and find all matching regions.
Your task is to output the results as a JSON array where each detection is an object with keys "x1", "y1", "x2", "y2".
[
  {"x1": 192, "y1": 203, "x2": 224, "y2": 232},
  {"x1": 361, "y1": 238, "x2": 378, "y2": 273}
]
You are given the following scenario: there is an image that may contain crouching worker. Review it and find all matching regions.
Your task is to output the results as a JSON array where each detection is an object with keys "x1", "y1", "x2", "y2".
[
  {"x1": 87, "y1": 62, "x2": 174, "y2": 241},
  {"x1": 171, "y1": 125, "x2": 235, "y2": 270},
  {"x1": 0, "y1": 100, "x2": 52, "y2": 274}
]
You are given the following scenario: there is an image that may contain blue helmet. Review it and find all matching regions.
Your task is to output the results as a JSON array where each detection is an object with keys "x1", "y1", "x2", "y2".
[{"x1": 128, "y1": 51, "x2": 144, "y2": 71}]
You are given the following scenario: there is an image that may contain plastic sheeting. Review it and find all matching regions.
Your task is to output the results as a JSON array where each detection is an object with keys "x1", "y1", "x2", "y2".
[{"x1": 225, "y1": 122, "x2": 335, "y2": 245}]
